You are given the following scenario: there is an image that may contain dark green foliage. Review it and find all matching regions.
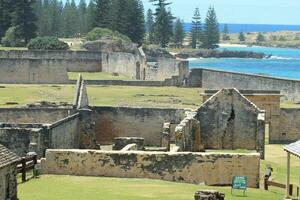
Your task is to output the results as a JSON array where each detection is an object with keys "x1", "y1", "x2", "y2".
[
  {"x1": 11, "y1": 0, "x2": 37, "y2": 44},
  {"x1": 202, "y1": 6, "x2": 219, "y2": 49},
  {"x1": 256, "y1": 33, "x2": 265, "y2": 43},
  {"x1": 239, "y1": 32, "x2": 246, "y2": 42},
  {"x1": 27, "y1": 37, "x2": 69, "y2": 50},
  {"x1": 85, "y1": 28, "x2": 132, "y2": 43},
  {"x1": 150, "y1": 0, "x2": 174, "y2": 47},
  {"x1": 146, "y1": 9, "x2": 155, "y2": 44},
  {"x1": 94, "y1": 0, "x2": 111, "y2": 28},
  {"x1": 93, "y1": 0, "x2": 145, "y2": 43},
  {"x1": 1, "y1": 26, "x2": 24, "y2": 47},
  {"x1": 0, "y1": 0, "x2": 14, "y2": 40},
  {"x1": 222, "y1": 24, "x2": 230, "y2": 40},
  {"x1": 191, "y1": 8, "x2": 202, "y2": 49},
  {"x1": 173, "y1": 18, "x2": 185, "y2": 47}
]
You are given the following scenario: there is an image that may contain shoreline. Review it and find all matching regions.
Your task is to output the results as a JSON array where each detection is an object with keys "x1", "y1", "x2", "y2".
[{"x1": 219, "y1": 43, "x2": 300, "y2": 50}]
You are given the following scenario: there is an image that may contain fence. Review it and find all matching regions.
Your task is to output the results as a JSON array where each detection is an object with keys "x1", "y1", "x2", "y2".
[{"x1": 16, "y1": 154, "x2": 37, "y2": 182}]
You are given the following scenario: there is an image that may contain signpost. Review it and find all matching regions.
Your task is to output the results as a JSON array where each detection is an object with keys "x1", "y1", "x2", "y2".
[{"x1": 231, "y1": 176, "x2": 248, "y2": 195}]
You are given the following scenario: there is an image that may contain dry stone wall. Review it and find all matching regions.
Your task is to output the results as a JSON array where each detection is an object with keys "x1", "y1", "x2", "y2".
[{"x1": 41, "y1": 149, "x2": 260, "y2": 188}]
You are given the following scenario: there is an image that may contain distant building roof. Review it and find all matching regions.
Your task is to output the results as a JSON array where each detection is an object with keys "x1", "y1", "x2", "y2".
[
  {"x1": 0, "y1": 144, "x2": 21, "y2": 169},
  {"x1": 284, "y1": 140, "x2": 300, "y2": 158}
]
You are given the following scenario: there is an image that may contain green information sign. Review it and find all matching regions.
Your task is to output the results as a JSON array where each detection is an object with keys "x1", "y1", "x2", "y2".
[{"x1": 231, "y1": 176, "x2": 247, "y2": 195}]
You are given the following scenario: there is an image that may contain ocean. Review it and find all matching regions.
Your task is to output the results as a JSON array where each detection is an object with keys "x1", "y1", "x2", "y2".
[
  {"x1": 184, "y1": 23, "x2": 300, "y2": 33},
  {"x1": 189, "y1": 46, "x2": 300, "y2": 80}
]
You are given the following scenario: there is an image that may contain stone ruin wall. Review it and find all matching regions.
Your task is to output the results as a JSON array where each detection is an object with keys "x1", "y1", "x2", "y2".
[
  {"x1": 278, "y1": 108, "x2": 300, "y2": 143},
  {"x1": 41, "y1": 149, "x2": 260, "y2": 188},
  {"x1": 0, "y1": 107, "x2": 74, "y2": 124},
  {"x1": 93, "y1": 106, "x2": 185, "y2": 146},
  {"x1": 146, "y1": 58, "x2": 189, "y2": 82},
  {"x1": 0, "y1": 164, "x2": 18, "y2": 200},
  {"x1": 203, "y1": 91, "x2": 300, "y2": 144},
  {"x1": 197, "y1": 89, "x2": 265, "y2": 152},
  {"x1": 0, "y1": 50, "x2": 102, "y2": 72},
  {"x1": 190, "y1": 68, "x2": 300, "y2": 102},
  {"x1": 0, "y1": 112, "x2": 80, "y2": 158},
  {"x1": 0, "y1": 50, "x2": 189, "y2": 85}
]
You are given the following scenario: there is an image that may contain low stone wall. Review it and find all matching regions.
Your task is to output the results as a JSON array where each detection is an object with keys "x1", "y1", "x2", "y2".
[
  {"x1": 48, "y1": 113, "x2": 80, "y2": 149},
  {"x1": 72, "y1": 80, "x2": 168, "y2": 87},
  {"x1": 278, "y1": 108, "x2": 300, "y2": 143},
  {"x1": 0, "y1": 50, "x2": 102, "y2": 72},
  {"x1": 93, "y1": 106, "x2": 185, "y2": 146},
  {"x1": 0, "y1": 58, "x2": 69, "y2": 84},
  {"x1": 0, "y1": 107, "x2": 74, "y2": 124},
  {"x1": 41, "y1": 149, "x2": 260, "y2": 188},
  {"x1": 189, "y1": 68, "x2": 300, "y2": 102}
]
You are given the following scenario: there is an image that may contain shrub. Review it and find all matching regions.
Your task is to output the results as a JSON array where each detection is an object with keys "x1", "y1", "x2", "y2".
[
  {"x1": 1, "y1": 26, "x2": 24, "y2": 47},
  {"x1": 27, "y1": 37, "x2": 69, "y2": 50},
  {"x1": 85, "y1": 28, "x2": 132, "y2": 43}
]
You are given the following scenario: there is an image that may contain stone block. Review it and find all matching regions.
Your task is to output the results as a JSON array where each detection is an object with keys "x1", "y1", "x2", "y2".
[
  {"x1": 194, "y1": 190, "x2": 225, "y2": 200},
  {"x1": 113, "y1": 137, "x2": 144, "y2": 150}
]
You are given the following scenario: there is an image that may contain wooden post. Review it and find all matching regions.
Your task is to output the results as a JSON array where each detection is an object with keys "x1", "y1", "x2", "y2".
[
  {"x1": 264, "y1": 177, "x2": 268, "y2": 191},
  {"x1": 21, "y1": 157, "x2": 26, "y2": 182},
  {"x1": 286, "y1": 152, "x2": 291, "y2": 199}
]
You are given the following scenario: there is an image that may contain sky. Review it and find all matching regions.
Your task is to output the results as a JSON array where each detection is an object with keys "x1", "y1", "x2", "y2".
[{"x1": 74, "y1": 0, "x2": 300, "y2": 25}]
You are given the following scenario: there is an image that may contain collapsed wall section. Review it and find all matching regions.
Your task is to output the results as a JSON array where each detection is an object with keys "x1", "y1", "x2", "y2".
[{"x1": 41, "y1": 149, "x2": 260, "y2": 188}]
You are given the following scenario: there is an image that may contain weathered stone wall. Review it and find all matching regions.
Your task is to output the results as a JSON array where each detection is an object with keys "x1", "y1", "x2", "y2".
[
  {"x1": 0, "y1": 125, "x2": 45, "y2": 156},
  {"x1": 190, "y1": 68, "x2": 300, "y2": 102},
  {"x1": 102, "y1": 51, "x2": 147, "y2": 80},
  {"x1": 0, "y1": 108, "x2": 74, "y2": 124},
  {"x1": 175, "y1": 111, "x2": 203, "y2": 152},
  {"x1": 202, "y1": 90, "x2": 281, "y2": 145},
  {"x1": 93, "y1": 106, "x2": 185, "y2": 146},
  {"x1": 0, "y1": 165, "x2": 18, "y2": 200},
  {"x1": 278, "y1": 108, "x2": 300, "y2": 143},
  {"x1": 146, "y1": 58, "x2": 189, "y2": 82},
  {"x1": 0, "y1": 58, "x2": 69, "y2": 84},
  {"x1": 48, "y1": 113, "x2": 80, "y2": 149},
  {"x1": 0, "y1": 50, "x2": 102, "y2": 72},
  {"x1": 41, "y1": 149, "x2": 260, "y2": 188},
  {"x1": 197, "y1": 89, "x2": 265, "y2": 152}
]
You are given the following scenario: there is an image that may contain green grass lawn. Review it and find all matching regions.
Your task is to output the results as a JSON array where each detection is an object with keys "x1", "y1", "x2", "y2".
[
  {"x1": 0, "y1": 84, "x2": 203, "y2": 109},
  {"x1": 17, "y1": 145, "x2": 298, "y2": 200},
  {"x1": 18, "y1": 175, "x2": 283, "y2": 200},
  {"x1": 68, "y1": 72, "x2": 132, "y2": 81}
]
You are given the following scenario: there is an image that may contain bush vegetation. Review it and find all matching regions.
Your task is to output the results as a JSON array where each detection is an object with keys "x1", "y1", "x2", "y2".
[
  {"x1": 1, "y1": 26, "x2": 25, "y2": 47},
  {"x1": 85, "y1": 28, "x2": 132, "y2": 43},
  {"x1": 27, "y1": 37, "x2": 69, "y2": 50}
]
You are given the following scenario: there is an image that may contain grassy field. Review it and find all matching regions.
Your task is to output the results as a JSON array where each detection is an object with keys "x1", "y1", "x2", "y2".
[
  {"x1": 68, "y1": 72, "x2": 132, "y2": 80},
  {"x1": 18, "y1": 144, "x2": 298, "y2": 200},
  {"x1": 0, "y1": 84, "x2": 203, "y2": 109}
]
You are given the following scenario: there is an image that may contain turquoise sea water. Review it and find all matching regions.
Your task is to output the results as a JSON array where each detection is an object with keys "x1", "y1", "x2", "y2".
[{"x1": 189, "y1": 46, "x2": 300, "y2": 80}]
